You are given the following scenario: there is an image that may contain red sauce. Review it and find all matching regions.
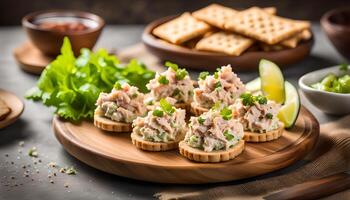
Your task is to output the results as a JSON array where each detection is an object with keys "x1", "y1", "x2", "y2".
[{"x1": 38, "y1": 21, "x2": 89, "y2": 32}]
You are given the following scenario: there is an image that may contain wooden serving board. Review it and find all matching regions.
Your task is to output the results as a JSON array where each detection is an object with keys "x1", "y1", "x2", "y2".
[
  {"x1": 53, "y1": 106, "x2": 319, "y2": 184},
  {"x1": 0, "y1": 89, "x2": 24, "y2": 129}
]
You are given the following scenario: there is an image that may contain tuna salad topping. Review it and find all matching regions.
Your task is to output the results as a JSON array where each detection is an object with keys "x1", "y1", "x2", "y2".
[
  {"x1": 146, "y1": 62, "x2": 194, "y2": 104},
  {"x1": 132, "y1": 99, "x2": 186, "y2": 143},
  {"x1": 96, "y1": 82, "x2": 147, "y2": 123},
  {"x1": 232, "y1": 93, "x2": 281, "y2": 133},
  {"x1": 185, "y1": 104, "x2": 244, "y2": 152},
  {"x1": 193, "y1": 65, "x2": 245, "y2": 109}
]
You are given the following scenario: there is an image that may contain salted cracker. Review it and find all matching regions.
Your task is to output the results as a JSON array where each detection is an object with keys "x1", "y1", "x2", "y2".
[
  {"x1": 152, "y1": 12, "x2": 211, "y2": 44},
  {"x1": 224, "y1": 7, "x2": 310, "y2": 45},
  {"x1": 195, "y1": 31, "x2": 254, "y2": 56}
]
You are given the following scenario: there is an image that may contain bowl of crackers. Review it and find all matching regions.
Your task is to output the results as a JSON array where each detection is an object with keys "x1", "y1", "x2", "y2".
[{"x1": 142, "y1": 4, "x2": 313, "y2": 71}]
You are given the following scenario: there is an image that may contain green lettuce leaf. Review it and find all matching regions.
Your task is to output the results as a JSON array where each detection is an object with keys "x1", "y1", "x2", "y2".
[{"x1": 26, "y1": 37, "x2": 155, "y2": 122}]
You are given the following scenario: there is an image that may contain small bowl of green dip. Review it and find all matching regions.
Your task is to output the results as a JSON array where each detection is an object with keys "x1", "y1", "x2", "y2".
[{"x1": 299, "y1": 64, "x2": 350, "y2": 115}]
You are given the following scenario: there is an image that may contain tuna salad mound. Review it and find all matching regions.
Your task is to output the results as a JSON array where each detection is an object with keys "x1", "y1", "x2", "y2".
[
  {"x1": 232, "y1": 93, "x2": 281, "y2": 133},
  {"x1": 184, "y1": 104, "x2": 244, "y2": 152},
  {"x1": 132, "y1": 99, "x2": 186, "y2": 143},
  {"x1": 193, "y1": 65, "x2": 245, "y2": 109},
  {"x1": 146, "y1": 62, "x2": 194, "y2": 105},
  {"x1": 95, "y1": 82, "x2": 147, "y2": 123}
]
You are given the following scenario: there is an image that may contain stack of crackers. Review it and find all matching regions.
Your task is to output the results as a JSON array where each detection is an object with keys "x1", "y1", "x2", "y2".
[{"x1": 152, "y1": 4, "x2": 311, "y2": 56}]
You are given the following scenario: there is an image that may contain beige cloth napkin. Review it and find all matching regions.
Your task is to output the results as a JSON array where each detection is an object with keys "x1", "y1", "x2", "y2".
[{"x1": 117, "y1": 44, "x2": 350, "y2": 200}]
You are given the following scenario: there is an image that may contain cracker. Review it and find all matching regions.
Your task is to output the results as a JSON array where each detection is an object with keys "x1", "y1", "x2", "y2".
[
  {"x1": 280, "y1": 29, "x2": 312, "y2": 48},
  {"x1": 224, "y1": 7, "x2": 310, "y2": 45},
  {"x1": 192, "y1": 4, "x2": 277, "y2": 29},
  {"x1": 93, "y1": 108, "x2": 132, "y2": 132},
  {"x1": 152, "y1": 12, "x2": 211, "y2": 44},
  {"x1": 244, "y1": 122, "x2": 284, "y2": 142},
  {"x1": 179, "y1": 140, "x2": 245, "y2": 162},
  {"x1": 195, "y1": 31, "x2": 254, "y2": 56},
  {"x1": 131, "y1": 132, "x2": 180, "y2": 151},
  {"x1": 0, "y1": 98, "x2": 11, "y2": 121}
]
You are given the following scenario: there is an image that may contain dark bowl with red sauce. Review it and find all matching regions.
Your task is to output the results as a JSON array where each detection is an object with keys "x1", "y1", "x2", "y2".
[
  {"x1": 22, "y1": 10, "x2": 105, "y2": 56},
  {"x1": 321, "y1": 7, "x2": 350, "y2": 60}
]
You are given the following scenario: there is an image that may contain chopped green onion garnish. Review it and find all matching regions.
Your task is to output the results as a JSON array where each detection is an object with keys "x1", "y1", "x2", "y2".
[
  {"x1": 220, "y1": 106, "x2": 232, "y2": 120},
  {"x1": 215, "y1": 81, "x2": 222, "y2": 89},
  {"x1": 159, "y1": 98, "x2": 175, "y2": 115},
  {"x1": 175, "y1": 69, "x2": 188, "y2": 80},
  {"x1": 165, "y1": 61, "x2": 178, "y2": 71},
  {"x1": 158, "y1": 75, "x2": 169, "y2": 85},
  {"x1": 114, "y1": 82, "x2": 122, "y2": 90},
  {"x1": 223, "y1": 130, "x2": 234, "y2": 141},
  {"x1": 153, "y1": 109, "x2": 164, "y2": 117},
  {"x1": 214, "y1": 72, "x2": 219, "y2": 79},
  {"x1": 198, "y1": 116, "x2": 205, "y2": 124},
  {"x1": 266, "y1": 113, "x2": 273, "y2": 119},
  {"x1": 199, "y1": 71, "x2": 209, "y2": 80}
]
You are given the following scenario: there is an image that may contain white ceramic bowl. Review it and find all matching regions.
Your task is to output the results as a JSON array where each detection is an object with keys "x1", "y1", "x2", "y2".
[{"x1": 299, "y1": 65, "x2": 350, "y2": 115}]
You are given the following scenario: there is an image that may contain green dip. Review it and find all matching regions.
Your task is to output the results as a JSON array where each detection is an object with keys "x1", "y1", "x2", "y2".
[{"x1": 311, "y1": 65, "x2": 350, "y2": 94}]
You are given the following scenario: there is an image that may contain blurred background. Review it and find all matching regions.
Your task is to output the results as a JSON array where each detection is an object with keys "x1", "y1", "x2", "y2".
[{"x1": 0, "y1": 0, "x2": 349, "y2": 25}]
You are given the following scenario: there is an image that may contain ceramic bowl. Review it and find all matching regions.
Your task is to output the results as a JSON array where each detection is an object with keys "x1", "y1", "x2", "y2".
[
  {"x1": 298, "y1": 65, "x2": 350, "y2": 115},
  {"x1": 22, "y1": 10, "x2": 105, "y2": 56},
  {"x1": 321, "y1": 8, "x2": 350, "y2": 60}
]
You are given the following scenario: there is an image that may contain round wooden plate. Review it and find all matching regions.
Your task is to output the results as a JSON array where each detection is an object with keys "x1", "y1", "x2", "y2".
[
  {"x1": 13, "y1": 41, "x2": 54, "y2": 74},
  {"x1": 142, "y1": 16, "x2": 314, "y2": 71},
  {"x1": 53, "y1": 106, "x2": 319, "y2": 184},
  {"x1": 0, "y1": 89, "x2": 25, "y2": 129}
]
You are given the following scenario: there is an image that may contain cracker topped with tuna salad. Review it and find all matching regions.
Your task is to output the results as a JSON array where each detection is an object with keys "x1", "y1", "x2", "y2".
[
  {"x1": 145, "y1": 62, "x2": 194, "y2": 111},
  {"x1": 94, "y1": 82, "x2": 148, "y2": 132},
  {"x1": 179, "y1": 103, "x2": 245, "y2": 162},
  {"x1": 231, "y1": 92, "x2": 284, "y2": 142},
  {"x1": 131, "y1": 98, "x2": 187, "y2": 151},
  {"x1": 191, "y1": 65, "x2": 245, "y2": 116}
]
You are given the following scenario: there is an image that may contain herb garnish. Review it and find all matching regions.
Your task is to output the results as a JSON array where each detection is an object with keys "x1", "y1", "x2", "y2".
[
  {"x1": 199, "y1": 71, "x2": 209, "y2": 80},
  {"x1": 215, "y1": 81, "x2": 222, "y2": 89},
  {"x1": 240, "y1": 93, "x2": 268, "y2": 106},
  {"x1": 220, "y1": 106, "x2": 232, "y2": 120},
  {"x1": 224, "y1": 130, "x2": 234, "y2": 141},
  {"x1": 159, "y1": 99, "x2": 175, "y2": 115},
  {"x1": 165, "y1": 61, "x2": 188, "y2": 80},
  {"x1": 198, "y1": 116, "x2": 205, "y2": 124},
  {"x1": 114, "y1": 82, "x2": 122, "y2": 90},
  {"x1": 339, "y1": 63, "x2": 348, "y2": 72},
  {"x1": 152, "y1": 109, "x2": 164, "y2": 117},
  {"x1": 158, "y1": 75, "x2": 169, "y2": 85},
  {"x1": 165, "y1": 61, "x2": 178, "y2": 71},
  {"x1": 266, "y1": 113, "x2": 273, "y2": 119},
  {"x1": 214, "y1": 72, "x2": 219, "y2": 79}
]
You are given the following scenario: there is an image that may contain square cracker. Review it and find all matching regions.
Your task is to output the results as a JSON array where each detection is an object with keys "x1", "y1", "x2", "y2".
[
  {"x1": 224, "y1": 7, "x2": 310, "y2": 45},
  {"x1": 192, "y1": 4, "x2": 277, "y2": 29},
  {"x1": 152, "y1": 13, "x2": 211, "y2": 44},
  {"x1": 195, "y1": 32, "x2": 254, "y2": 56},
  {"x1": 280, "y1": 29, "x2": 312, "y2": 48}
]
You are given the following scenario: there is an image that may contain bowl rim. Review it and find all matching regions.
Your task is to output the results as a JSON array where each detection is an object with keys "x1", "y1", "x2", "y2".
[
  {"x1": 22, "y1": 9, "x2": 105, "y2": 35},
  {"x1": 321, "y1": 7, "x2": 350, "y2": 31},
  {"x1": 298, "y1": 65, "x2": 350, "y2": 97}
]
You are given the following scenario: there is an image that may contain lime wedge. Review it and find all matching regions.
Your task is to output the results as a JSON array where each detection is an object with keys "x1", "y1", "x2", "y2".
[
  {"x1": 245, "y1": 77, "x2": 261, "y2": 93},
  {"x1": 259, "y1": 59, "x2": 285, "y2": 104},
  {"x1": 245, "y1": 78, "x2": 300, "y2": 129},
  {"x1": 277, "y1": 82, "x2": 300, "y2": 128}
]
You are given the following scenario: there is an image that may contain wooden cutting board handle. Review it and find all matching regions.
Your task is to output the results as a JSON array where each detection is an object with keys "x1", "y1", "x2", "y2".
[{"x1": 264, "y1": 172, "x2": 350, "y2": 200}]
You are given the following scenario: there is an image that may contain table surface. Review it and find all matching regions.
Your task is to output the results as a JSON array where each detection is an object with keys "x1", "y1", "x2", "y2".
[{"x1": 0, "y1": 24, "x2": 345, "y2": 200}]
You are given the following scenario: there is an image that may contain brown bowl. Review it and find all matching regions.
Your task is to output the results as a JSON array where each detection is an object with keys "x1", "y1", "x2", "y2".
[
  {"x1": 321, "y1": 7, "x2": 350, "y2": 60},
  {"x1": 22, "y1": 10, "x2": 105, "y2": 56},
  {"x1": 142, "y1": 16, "x2": 314, "y2": 71}
]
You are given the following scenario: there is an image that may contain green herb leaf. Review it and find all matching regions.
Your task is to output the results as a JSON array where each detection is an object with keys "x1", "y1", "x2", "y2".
[
  {"x1": 165, "y1": 61, "x2": 178, "y2": 71},
  {"x1": 172, "y1": 88, "x2": 181, "y2": 96},
  {"x1": 240, "y1": 93, "x2": 254, "y2": 106},
  {"x1": 159, "y1": 98, "x2": 175, "y2": 115},
  {"x1": 220, "y1": 106, "x2": 232, "y2": 120},
  {"x1": 189, "y1": 135, "x2": 199, "y2": 144},
  {"x1": 175, "y1": 68, "x2": 188, "y2": 80},
  {"x1": 25, "y1": 37, "x2": 155, "y2": 122},
  {"x1": 158, "y1": 75, "x2": 169, "y2": 85},
  {"x1": 224, "y1": 130, "x2": 234, "y2": 141},
  {"x1": 255, "y1": 95, "x2": 267, "y2": 104},
  {"x1": 198, "y1": 116, "x2": 205, "y2": 124},
  {"x1": 114, "y1": 82, "x2": 122, "y2": 90},
  {"x1": 266, "y1": 113, "x2": 273, "y2": 119},
  {"x1": 152, "y1": 109, "x2": 164, "y2": 117},
  {"x1": 339, "y1": 63, "x2": 348, "y2": 72},
  {"x1": 211, "y1": 101, "x2": 222, "y2": 110},
  {"x1": 199, "y1": 71, "x2": 209, "y2": 80},
  {"x1": 215, "y1": 81, "x2": 222, "y2": 89},
  {"x1": 214, "y1": 72, "x2": 219, "y2": 79},
  {"x1": 28, "y1": 147, "x2": 38, "y2": 157}
]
